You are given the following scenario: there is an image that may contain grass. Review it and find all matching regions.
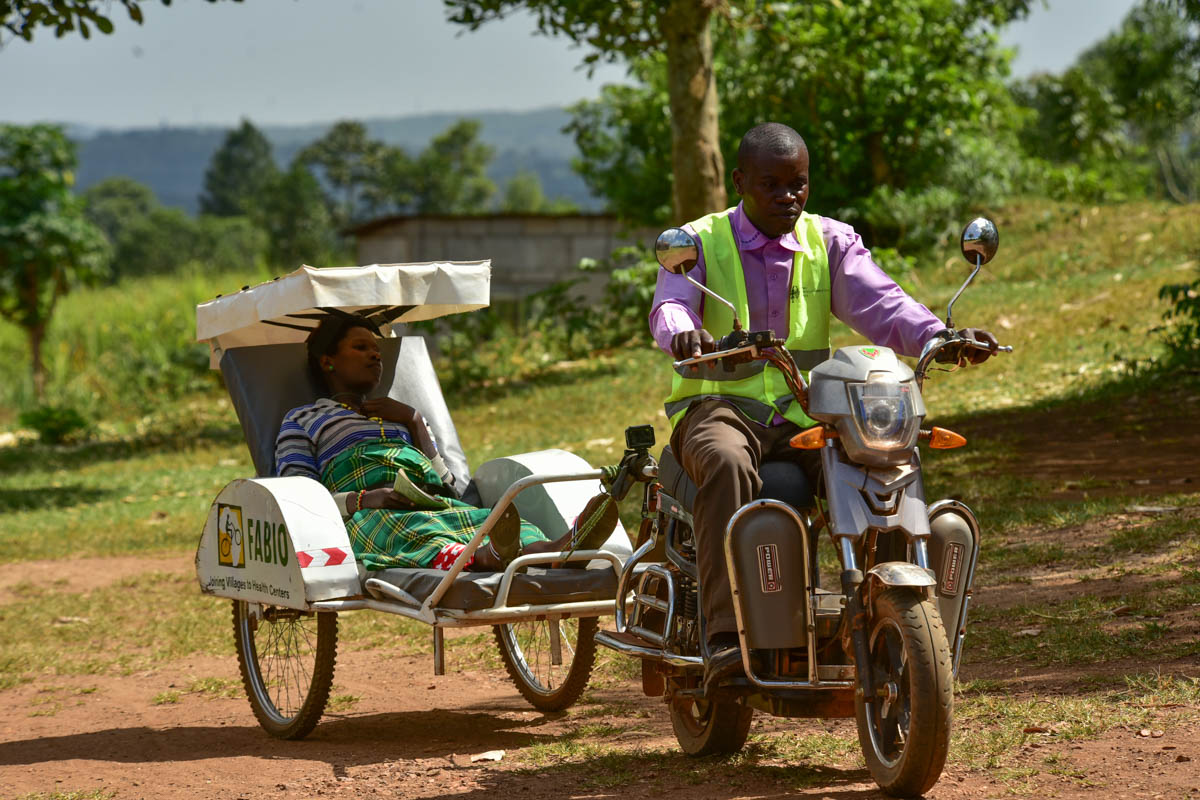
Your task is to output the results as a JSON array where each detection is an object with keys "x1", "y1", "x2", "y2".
[
  {"x1": 0, "y1": 267, "x2": 267, "y2": 423},
  {"x1": 498, "y1": 671, "x2": 1200, "y2": 791},
  {"x1": 952, "y1": 672, "x2": 1200, "y2": 770},
  {"x1": 0, "y1": 200, "x2": 1198, "y2": 793},
  {"x1": 966, "y1": 563, "x2": 1200, "y2": 668},
  {"x1": 0, "y1": 572, "x2": 233, "y2": 687}
]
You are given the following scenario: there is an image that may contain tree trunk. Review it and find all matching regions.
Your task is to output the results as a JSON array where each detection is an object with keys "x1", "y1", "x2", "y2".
[
  {"x1": 1157, "y1": 145, "x2": 1194, "y2": 204},
  {"x1": 866, "y1": 132, "x2": 893, "y2": 187},
  {"x1": 29, "y1": 320, "x2": 46, "y2": 402},
  {"x1": 662, "y1": 0, "x2": 727, "y2": 224}
]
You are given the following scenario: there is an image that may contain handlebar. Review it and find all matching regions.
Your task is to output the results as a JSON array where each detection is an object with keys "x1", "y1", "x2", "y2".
[
  {"x1": 671, "y1": 329, "x2": 785, "y2": 371},
  {"x1": 916, "y1": 329, "x2": 1013, "y2": 389}
]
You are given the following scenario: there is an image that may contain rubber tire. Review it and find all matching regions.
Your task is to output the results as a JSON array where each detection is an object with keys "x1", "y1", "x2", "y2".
[
  {"x1": 233, "y1": 600, "x2": 338, "y2": 740},
  {"x1": 670, "y1": 695, "x2": 753, "y2": 756},
  {"x1": 854, "y1": 588, "x2": 953, "y2": 797},
  {"x1": 493, "y1": 616, "x2": 598, "y2": 712}
]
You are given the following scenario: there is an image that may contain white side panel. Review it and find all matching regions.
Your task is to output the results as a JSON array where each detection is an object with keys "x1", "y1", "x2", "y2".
[
  {"x1": 472, "y1": 449, "x2": 631, "y2": 560},
  {"x1": 195, "y1": 477, "x2": 361, "y2": 608}
]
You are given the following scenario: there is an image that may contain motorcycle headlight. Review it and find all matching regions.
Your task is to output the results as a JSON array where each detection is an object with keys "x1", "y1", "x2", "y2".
[{"x1": 848, "y1": 372, "x2": 919, "y2": 450}]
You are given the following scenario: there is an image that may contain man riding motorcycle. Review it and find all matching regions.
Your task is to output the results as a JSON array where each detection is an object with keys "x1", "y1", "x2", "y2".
[{"x1": 649, "y1": 122, "x2": 999, "y2": 692}]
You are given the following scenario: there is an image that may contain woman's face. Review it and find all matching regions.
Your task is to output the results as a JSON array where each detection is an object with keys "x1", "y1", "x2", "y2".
[{"x1": 323, "y1": 325, "x2": 382, "y2": 393}]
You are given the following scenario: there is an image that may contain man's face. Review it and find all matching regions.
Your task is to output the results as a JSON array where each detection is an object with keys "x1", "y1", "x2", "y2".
[{"x1": 732, "y1": 147, "x2": 810, "y2": 238}]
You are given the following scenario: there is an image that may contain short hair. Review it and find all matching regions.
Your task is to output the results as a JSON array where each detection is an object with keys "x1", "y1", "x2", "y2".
[
  {"x1": 305, "y1": 312, "x2": 381, "y2": 391},
  {"x1": 737, "y1": 123, "x2": 808, "y2": 170}
]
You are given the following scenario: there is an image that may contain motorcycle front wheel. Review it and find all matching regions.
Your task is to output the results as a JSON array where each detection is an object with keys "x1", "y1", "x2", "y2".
[
  {"x1": 854, "y1": 588, "x2": 953, "y2": 797},
  {"x1": 670, "y1": 693, "x2": 753, "y2": 756}
]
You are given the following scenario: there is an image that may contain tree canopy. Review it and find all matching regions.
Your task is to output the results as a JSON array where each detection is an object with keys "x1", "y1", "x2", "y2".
[
  {"x1": 295, "y1": 121, "x2": 387, "y2": 227},
  {"x1": 0, "y1": 124, "x2": 110, "y2": 397},
  {"x1": 290, "y1": 118, "x2": 498, "y2": 222},
  {"x1": 448, "y1": 0, "x2": 1034, "y2": 226},
  {"x1": 199, "y1": 119, "x2": 279, "y2": 218},
  {"x1": 1013, "y1": 0, "x2": 1199, "y2": 203},
  {"x1": 446, "y1": 0, "x2": 728, "y2": 222},
  {"x1": 1, "y1": 0, "x2": 239, "y2": 44},
  {"x1": 564, "y1": 0, "x2": 1032, "y2": 248}
]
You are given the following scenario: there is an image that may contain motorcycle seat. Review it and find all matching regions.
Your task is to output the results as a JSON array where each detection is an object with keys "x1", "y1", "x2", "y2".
[{"x1": 658, "y1": 445, "x2": 815, "y2": 514}]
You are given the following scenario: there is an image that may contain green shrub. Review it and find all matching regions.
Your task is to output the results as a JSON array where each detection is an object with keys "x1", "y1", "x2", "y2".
[
  {"x1": 113, "y1": 210, "x2": 267, "y2": 279},
  {"x1": 1159, "y1": 267, "x2": 1200, "y2": 365},
  {"x1": 1016, "y1": 158, "x2": 1153, "y2": 205},
  {"x1": 18, "y1": 404, "x2": 87, "y2": 444}
]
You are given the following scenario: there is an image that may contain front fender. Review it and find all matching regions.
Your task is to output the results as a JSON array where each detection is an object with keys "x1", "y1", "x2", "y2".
[
  {"x1": 195, "y1": 477, "x2": 361, "y2": 610},
  {"x1": 866, "y1": 561, "x2": 936, "y2": 588}
]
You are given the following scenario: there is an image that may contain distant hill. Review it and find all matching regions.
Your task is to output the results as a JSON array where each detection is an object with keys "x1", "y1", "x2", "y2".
[{"x1": 71, "y1": 107, "x2": 601, "y2": 215}]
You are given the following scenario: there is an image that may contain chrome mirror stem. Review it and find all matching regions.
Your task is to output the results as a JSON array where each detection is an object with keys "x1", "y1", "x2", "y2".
[
  {"x1": 944, "y1": 254, "x2": 982, "y2": 331},
  {"x1": 686, "y1": 274, "x2": 743, "y2": 330}
]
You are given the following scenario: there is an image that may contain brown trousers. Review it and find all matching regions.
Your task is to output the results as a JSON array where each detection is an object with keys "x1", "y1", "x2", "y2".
[{"x1": 669, "y1": 399, "x2": 819, "y2": 642}]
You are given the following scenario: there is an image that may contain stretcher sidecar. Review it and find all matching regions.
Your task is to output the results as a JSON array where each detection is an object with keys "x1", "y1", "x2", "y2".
[{"x1": 193, "y1": 262, "x2": 631, "y2": 739}]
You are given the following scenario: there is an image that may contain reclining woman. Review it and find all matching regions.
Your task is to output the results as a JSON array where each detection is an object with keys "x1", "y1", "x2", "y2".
[{"x1": 274, "y1": 313, "x2": 616, "y2": 572}]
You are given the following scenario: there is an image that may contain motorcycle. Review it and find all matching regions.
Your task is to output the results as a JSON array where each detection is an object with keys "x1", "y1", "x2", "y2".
[{"x1": 594, "y1": 218, "x2": 1011, "y2": 797}]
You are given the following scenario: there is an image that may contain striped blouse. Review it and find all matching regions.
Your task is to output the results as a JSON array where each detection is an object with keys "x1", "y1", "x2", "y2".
[{"x1": 275, "y1": 398, "x2": 416, "y2": 482}]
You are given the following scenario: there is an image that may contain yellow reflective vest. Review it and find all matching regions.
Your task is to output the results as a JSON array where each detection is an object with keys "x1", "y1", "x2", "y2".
[{"x1": 664, "y1": 209, "x2": 831, "y2": 428}]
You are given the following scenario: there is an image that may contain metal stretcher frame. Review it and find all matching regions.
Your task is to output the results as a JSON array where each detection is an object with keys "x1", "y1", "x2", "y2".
[{"x1": 195, "y1": 261, "x2": 630, "y2": 729}]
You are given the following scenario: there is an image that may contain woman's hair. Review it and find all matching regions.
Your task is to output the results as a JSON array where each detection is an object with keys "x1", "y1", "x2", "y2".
[{"x1": 305, "y1": 313, "x2": 381, "y2": 391}]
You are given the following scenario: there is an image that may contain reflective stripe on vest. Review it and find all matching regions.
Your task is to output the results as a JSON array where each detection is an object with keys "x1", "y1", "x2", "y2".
[{"x1": 664, "y1": 209, "x2": 831, "y2": 428}]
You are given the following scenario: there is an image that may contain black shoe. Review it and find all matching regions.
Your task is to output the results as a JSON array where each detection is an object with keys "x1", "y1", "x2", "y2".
[
  {"x1": 703, "y1": 636, "x2": 745, "y2": 694},
  {"x1": 561, "y1": 493, "x2": 619, "y2": 568}
]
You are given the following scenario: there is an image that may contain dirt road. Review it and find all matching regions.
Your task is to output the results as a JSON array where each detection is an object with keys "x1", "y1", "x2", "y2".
[
  {"x1": 3, "y1": 393, "x2": 1200, "y2": 799},
  {"x1": 1, "y1": 551, "x2": 1198, "y2": 800}
]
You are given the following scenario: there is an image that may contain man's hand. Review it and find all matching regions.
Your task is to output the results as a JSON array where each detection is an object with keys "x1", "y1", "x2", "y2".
[
  {"x1": 957, "y1": 328, "x2": 999, "y2": 365},
  {"x1": 671, "y1": 329, "x2": 716, "y2": 361}
]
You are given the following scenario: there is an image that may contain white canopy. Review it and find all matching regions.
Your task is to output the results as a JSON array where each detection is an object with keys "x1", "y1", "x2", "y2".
[{"x1": 196, "y1": 261, "x2": 490, "y2": 367}]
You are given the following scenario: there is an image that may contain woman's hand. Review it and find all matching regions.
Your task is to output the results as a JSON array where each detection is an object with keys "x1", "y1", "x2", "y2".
[
  {"x1": 356, "y1": 488, "x2": 417, "y2": 511},
  {"x1": 361, "y1": 397, "x2": 415, "y2": 423},
  {"x1": 360, "y1": 398, "x2": 438, "y2": 459}
]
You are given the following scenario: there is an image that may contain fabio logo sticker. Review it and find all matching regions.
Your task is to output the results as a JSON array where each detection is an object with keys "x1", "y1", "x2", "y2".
[
  {"x1": 860, "y1": 347, "x2": 881, "y2": 360},
  {"x1": 757, "y1": 543, "x2": 782, "y2": 593},
  {"x1": 217, "y1": 504, "x2": 245, "y2": 568}
]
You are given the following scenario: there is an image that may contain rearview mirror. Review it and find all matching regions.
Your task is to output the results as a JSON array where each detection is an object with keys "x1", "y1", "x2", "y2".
[
  {"x1": 946, "y1": 217, "x2": 999, "y2": 329},
  {"x1": 960, "y1": 218, "x2": 999, "y2": 266},
  {"x1": 655, "y1": 228, "x2": 699, "y2": 274}
]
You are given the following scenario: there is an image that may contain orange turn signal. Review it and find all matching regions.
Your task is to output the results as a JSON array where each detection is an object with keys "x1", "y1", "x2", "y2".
[
  {"x1": 927, "y1": 427, "x2": 967, "y2": 449},
  {"x1": 790, "y1": 425, "x2": 835, "y2": 450}
]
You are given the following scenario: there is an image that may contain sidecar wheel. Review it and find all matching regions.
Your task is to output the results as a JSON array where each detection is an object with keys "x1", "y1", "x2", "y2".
[
  {"x1": 494, "y1": 616, "x2": 597, "y2": 711},
  {"x1": 670, "y1": 694, "x2": 753, "y2": 756},
  {"x1": 233, "y1": 600, "x2": 338, "y2": 740},
  {"x1": 854, "y1": 588, "x2": 953, "y2": 797}
]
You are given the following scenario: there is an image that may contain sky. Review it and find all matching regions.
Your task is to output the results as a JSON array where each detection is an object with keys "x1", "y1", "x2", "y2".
[{"x1": 1, "y1": 0, "x2": 1141, "y2": 130}]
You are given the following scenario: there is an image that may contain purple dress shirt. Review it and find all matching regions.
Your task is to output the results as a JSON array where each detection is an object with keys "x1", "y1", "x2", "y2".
[{"x1": 650, "y1": 203, "x2": 944, "y2": 359}]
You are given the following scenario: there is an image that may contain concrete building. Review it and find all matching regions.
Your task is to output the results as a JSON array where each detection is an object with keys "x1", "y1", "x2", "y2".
[{"x1": 349, "y1": 213, "x2": 657, "y2": 303}]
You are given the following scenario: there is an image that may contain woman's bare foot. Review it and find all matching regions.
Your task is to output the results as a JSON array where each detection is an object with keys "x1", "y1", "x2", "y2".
[{"x1": 471, "y1": 543, "x2": 506, "y2": 571}]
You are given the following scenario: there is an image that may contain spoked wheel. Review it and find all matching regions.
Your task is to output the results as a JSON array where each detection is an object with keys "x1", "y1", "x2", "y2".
[
  {"x1": 854, "y1": 588, "x2": 953, "y2": 797},
  {"x1": 494, "y1": 616, "x2": 598, "y2": 711},
  {"x1": 669, "y1": 693, "x2": 753, "y2": 756},
  {"x1": 233, "y1": 600, "x2": 338, "y2": 739}
]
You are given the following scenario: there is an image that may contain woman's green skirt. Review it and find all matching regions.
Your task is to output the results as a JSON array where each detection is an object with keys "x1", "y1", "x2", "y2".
[{"x1": 321, "y1": 439, "x2": 547, "y2": 570}]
